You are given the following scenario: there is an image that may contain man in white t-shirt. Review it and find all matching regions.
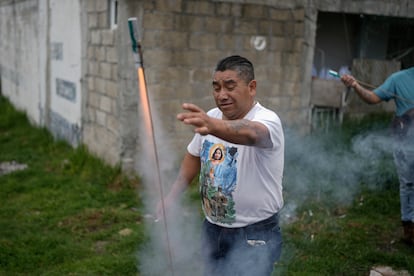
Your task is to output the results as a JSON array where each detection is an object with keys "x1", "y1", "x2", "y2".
[{"x1": 158, "y1": 55, "x2": 285, "y2": 275}]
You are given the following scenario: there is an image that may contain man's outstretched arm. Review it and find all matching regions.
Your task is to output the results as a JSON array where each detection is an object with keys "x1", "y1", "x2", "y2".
[{"x1": 177, "y1": 103, "x2": 272, "y2": 148}]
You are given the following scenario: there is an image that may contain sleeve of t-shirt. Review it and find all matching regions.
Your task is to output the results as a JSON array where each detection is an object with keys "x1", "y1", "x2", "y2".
[
  {"x1": 252, "y1": 110, "x2": 283, "y2": 150},
  {"x1": 187, "y1": 133, "x2": 202, "y2": 157},
  {"x1": 374, "y1": 74, "x2": 396, "y2": 101}
]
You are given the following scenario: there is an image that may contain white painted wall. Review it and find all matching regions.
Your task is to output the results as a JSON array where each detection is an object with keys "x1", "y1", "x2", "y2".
[
  {"x1": 0, "y1": 0, "x2": 82, "y2": 145},
  {"x1": 49, "y1": 0, "x2": 82, "y2": 130},
  {"x1": 38, "y1": 0, "x2": 49, "y2": 126},
  {"x1": 0, "y1": 0, "x2": 48, "y2": 125}
]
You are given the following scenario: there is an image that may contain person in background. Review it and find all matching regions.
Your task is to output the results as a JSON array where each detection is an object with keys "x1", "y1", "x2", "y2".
[
  {"x1": 158, "y1": 55, "x2": 285, "y2": 275},
  {"x1": 341, "y1": 67, "x2": 414, "y2": 245}
]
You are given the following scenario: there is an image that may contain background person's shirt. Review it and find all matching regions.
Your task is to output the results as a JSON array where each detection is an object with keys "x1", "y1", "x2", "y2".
[{"x1": 374, "y1": 67, "x2": 414, "y2": 116}]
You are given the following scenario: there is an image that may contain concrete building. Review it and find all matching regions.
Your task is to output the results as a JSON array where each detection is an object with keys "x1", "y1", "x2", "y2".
[{"x1": 0, "y1": 0, "x2": 413, "y2": 173}]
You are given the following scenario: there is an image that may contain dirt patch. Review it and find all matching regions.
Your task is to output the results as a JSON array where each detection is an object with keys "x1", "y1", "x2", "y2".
[
  {"x1": 370, "y1": 266, "x2": 411, "y2": 276},
  {"x1": 0, "y1": 161, "x2": 28, "y2": 176}
]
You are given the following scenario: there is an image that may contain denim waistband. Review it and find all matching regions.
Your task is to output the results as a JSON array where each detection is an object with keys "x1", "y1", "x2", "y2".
[
  {"x1": 250, "y1": 213, "x2": 279, "y2": 227},
  {"x1": 214, "y1": 213, "x2": 279, "y2": 233}
]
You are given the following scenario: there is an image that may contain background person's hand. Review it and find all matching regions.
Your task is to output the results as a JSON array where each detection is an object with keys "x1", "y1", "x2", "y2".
[{"x1": 340, "y1": 74, "x2": 358, "y2": 88}]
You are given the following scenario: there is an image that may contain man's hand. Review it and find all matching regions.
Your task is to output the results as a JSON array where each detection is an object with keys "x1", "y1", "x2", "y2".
[
  {"x1": 177, "y1": 103, "x2": 212, "y2": 135},
  {"x1": 156, "y1": 153, "x2": 201, "y2": 221},
  {"x1": 156, "y1": 193, "x2": 174, "y2": 221}
]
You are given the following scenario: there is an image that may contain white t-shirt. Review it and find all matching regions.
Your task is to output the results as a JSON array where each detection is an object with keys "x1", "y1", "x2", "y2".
[{"x1": 187, "y1": 102, "x2": 284, "y2": 227}]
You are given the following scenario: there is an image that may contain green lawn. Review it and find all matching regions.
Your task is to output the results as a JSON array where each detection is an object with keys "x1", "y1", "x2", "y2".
[
  {"x1": 0, "y1": 96, "x2": 145, "y2": 275},
  {"x1": 1, "y1": 95, "x2": 413, "y2": 275}
]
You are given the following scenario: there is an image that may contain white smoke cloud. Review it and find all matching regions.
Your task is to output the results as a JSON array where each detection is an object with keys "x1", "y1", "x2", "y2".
[
  {"x1": 280, "y1": 127, "x2": 396, "y2": 224},
  {"x1": 135, "y1": 98, "x2": 203, "y2": 275}
]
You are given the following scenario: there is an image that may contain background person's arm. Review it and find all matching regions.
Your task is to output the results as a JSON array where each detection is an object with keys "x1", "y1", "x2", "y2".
[{"x1": 341, "y1": 74, "x2": 382, "y2": 104}]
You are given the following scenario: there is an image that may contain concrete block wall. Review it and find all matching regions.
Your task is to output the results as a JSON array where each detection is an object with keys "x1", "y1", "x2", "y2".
[
  {"x1": 116, "y1": 0, "x2": 309, "y2": 170},
  {"x1": 82, "y1": 0, "x2": 121, "y2": 165},
  {"x1": 78, "y1": 0, "x2": 414, "y2": 170},
  {"x1": 317, "y1": 0, "x2": 414, "y2": 17}
]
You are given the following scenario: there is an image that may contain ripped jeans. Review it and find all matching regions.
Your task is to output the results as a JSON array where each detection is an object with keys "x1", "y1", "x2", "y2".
[
  {"x1": 201, "y1": 214, "x2": 282, "y2": 276},
  {"x1": 394, "y1": 143, "x2": 414, "y2": 222}
]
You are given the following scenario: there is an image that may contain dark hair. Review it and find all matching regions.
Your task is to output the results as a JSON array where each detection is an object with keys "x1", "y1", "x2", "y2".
[
  {"x1": 215, "y1": 55, "x2": 255, "y2": 83},
  {"x1": 212, "y1": 148, "x2": 223, "y2": 160}
]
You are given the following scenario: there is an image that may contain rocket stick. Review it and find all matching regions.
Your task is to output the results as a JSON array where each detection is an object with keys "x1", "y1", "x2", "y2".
[{"x1": 128, "y1": 17, "x2": 175, "y2": 276}]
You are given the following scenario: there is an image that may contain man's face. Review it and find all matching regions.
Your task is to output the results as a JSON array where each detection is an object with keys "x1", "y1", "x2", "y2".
[{"x1": 212, "y1": 70, "x2": 256, "y2": 120}]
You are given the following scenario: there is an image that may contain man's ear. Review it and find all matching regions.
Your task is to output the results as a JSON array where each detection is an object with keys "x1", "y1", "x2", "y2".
[{"x1": 248, "y1": 80, "x2": 257, "y2": 95}]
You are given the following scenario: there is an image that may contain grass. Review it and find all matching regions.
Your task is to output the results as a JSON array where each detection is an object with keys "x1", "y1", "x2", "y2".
[
  {"x1": 277, "y1": 188, "x2": 413, "y2": 275},
  {"x1": 0, "y1": 96, "x2": 145, "y2": 275},
  {"x1": 1, "y1": 95, "x2": 414, "y2": 275},
  {"x1": 276, "y1": 113, "x2": 414, "y2": 275}
]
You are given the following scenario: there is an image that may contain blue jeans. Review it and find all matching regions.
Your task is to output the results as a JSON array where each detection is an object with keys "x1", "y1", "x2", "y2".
[
  {"x1": 201, "y1": 214, "x2": 282, "y2": 276},
  {"x1": 394, "y1": 142, "x2": 414, "y2": 222},
  {"x1": 391, "y1": 114, "x2": 414, "y2": 222}
]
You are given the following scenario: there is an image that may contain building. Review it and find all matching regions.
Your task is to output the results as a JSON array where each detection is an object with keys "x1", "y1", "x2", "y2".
[{"x1": 0, "y1": 0, "x2": 413, "y2": 173}]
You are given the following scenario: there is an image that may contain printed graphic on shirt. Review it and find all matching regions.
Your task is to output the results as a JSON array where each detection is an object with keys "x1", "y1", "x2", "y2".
[{"x1": 199, "y1": 140, "x2": 238, "y2": 224}]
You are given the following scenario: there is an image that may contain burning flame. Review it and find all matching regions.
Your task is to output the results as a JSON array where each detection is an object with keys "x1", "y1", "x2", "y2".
[{"x1": 137, "y1": 67, "x2": 156, "y2": 148}]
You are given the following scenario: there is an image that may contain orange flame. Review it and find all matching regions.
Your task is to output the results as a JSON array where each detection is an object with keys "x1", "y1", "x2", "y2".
[{"x1": 137, "y1": 67, "x2": 156, "y2": 146}]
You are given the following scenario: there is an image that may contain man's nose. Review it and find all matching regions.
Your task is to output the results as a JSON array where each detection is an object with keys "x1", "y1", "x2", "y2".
[{"x1": 216, "y1": 88, "x2": 229, "y2": 99}]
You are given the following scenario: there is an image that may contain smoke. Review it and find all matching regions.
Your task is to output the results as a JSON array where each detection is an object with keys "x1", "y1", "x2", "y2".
[
  {"x1": 135, "y1": 99, "x2": 203, "y2": 276},
  {"x1": 280, "y1": 126, "x2": 397, "y2": 224},
  {"x1": 134, "y1": 86, "x2": 397, "y2": 274}
]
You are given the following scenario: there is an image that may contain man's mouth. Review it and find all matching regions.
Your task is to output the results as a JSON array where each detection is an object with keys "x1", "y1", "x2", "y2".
[{"x1": 220, "y1": 102, "x2": 233, "y2": 108}]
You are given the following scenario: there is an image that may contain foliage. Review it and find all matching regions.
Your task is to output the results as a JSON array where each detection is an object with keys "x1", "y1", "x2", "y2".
[{"x1": 1, "y1": 95, "x2": 413, "y2": 275}]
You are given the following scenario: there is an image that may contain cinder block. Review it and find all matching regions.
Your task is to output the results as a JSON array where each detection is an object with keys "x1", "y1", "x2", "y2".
[
  {"x1": 106, "y1": 47, "x2": 117, "y2": 63},
  {"x1": 143, "y1": 13, "x2": 174, "y2": 30},
  {"x1": 185, "y1": 1, "x2": 215, "y2": 15},
  {"x1": 102, "y1": 30, "x2": 114, "y2": 45},
  {"x1": 90, "y1": 30, "x2": 101, "y2": 45},
  {"x1": 99, "y1": 62, "x2": 112, "y2": 79},
  {"x1": 107, "y1": 114, "x2": 120, "y2": 134},
  {"x1": 96, "y1": 0, "x2": 108, "y2": 12},
  {"x1": 95, "y1": 77, "x2": 106, "y2": 93},
  {"x1": 96, "y1": 109, "x2": 106, "y2": 126},
  {"x1": 100, "y1": 95, "x2": 112, "y2": 113},
  {"x1": 88, "y1": 13, "x2": 98, "y2": 28},
  {"x1": 88, "y1": 61, "x2": 99, "y2": 76},
  {"x1": 98, "y1": 12, "x2": 108, "y2": 28},
  {"x1": 242, "y1": 4, "x2": 265, "y2": 18},
  {"x1": 86, "y1": 0, "x2": 96, "y2": 12},
  {"x1": 189, "y1": 33, "x2": 217, "y2": 50},
  {"x1": 106, "y1": 80, "x2": 118, "y2": 98},
  {"x1": 96, "y1": 47, "x2": 106, "y2": 61}
]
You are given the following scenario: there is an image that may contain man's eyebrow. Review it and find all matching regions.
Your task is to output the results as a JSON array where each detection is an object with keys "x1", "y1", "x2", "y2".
[
  {"x1": 212, "y1": 79, "x2": 237, "y2": 85},
  {"x1": 224, "y1": 79, "x2": 237, "y2": 85}
]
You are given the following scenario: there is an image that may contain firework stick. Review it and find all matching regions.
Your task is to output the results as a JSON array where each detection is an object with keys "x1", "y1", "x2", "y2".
[
  {"x1": 128, "y1": 17, "x2": 175, "y2": 276},
  {"x1": 329, "y1": 70, "x2": 414, "y2": 104},
  {"x1": 329, "y1": 69, "x2": 376, "y2": 89}
]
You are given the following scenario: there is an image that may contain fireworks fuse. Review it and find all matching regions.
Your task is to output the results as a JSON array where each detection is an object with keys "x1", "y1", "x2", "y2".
[{"x1": 328, "y1": 70, "x2": 340, "y2": 78}]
